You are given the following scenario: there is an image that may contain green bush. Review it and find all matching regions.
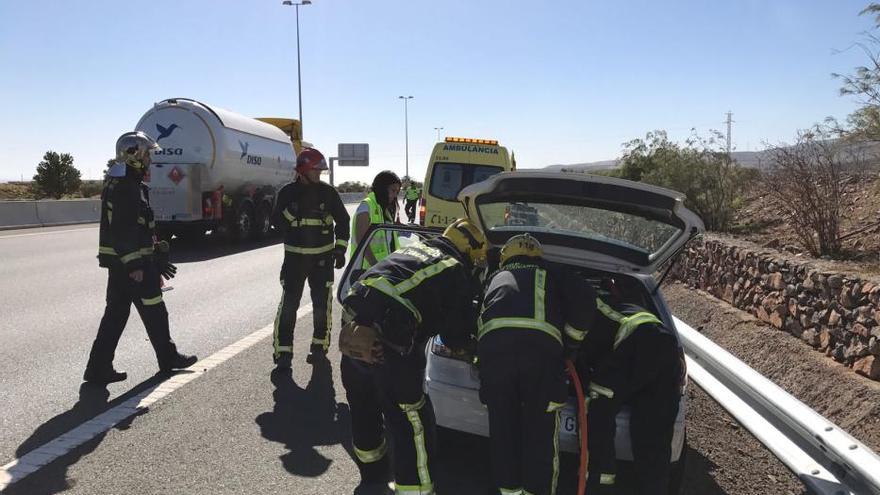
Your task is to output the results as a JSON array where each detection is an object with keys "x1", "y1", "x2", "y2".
[
  {"x1": 618, "y1": 130, "x2": 754, "y2": 231},
  {"x1": 79, "y1": 180, "x2": 104, "y2": 198}
]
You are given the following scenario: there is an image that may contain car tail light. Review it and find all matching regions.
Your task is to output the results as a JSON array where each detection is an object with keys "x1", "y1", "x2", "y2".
[
  {"x1": 430, "y1": 336, "x2": 474, "y2": 363},
  {"x1": 419, "y1": 197, "x2": 426, "y2": 226}
]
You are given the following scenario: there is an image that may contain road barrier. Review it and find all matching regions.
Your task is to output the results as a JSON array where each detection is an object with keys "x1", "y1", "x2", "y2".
[
  {"x1": 0, "y1": 193, "x2": 369, "y2": 231},
  {"x1": 0, "y1": 199, "x2": 100, "y2": 230},
  {"x1": 678, "y1": 316, "x2": 880, "y2": 495}
]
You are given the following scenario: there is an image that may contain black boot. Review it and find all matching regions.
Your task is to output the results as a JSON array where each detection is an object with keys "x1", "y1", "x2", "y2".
[
  {"x1": 83, "y1": 367, "x2": 127, "y2": 384},
  {"x1": 159, "y1": 353, "x2": 198, "y2": 373},
  {"x1": 274, "y1": 352, "x2": 293, "y2": 370},
  {"x1": 306, "y1": 344, "x2": 327, "y2": 364},
  {"x1": 358, "y1": 455, "x2": 392, "y2": 485}
]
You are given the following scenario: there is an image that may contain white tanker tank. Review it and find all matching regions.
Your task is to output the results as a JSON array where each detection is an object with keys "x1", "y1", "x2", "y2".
[{"x1": 135, "y1": 98, "x2": 297, "y2": 241}]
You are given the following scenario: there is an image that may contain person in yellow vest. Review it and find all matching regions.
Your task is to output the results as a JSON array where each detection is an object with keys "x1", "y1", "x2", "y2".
[
  {"x1": 350, "y1": 171, "x2": 402, "y2": 269},
  {"x1": 403, "y1": 180, "x2": 421, "y2": 224}
]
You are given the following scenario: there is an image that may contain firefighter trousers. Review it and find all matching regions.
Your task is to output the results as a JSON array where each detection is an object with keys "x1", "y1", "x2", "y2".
[
  {"x1": 274, "y1": 252, "x2": 334, "y2": 357},
  {"x1": 86, "y1": 262, "x2": 178, "y2": 372},
  {"x1": 478, "y1": 332, "x2": 568, "y2": 495},
  {"x1": 585, "y1": 331, "x2": 681, "y2": 495},
  {"x1": 341, "y1": 346, "x2": 436, "y2": 494}
]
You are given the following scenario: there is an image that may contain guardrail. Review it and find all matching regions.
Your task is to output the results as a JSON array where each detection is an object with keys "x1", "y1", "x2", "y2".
[{"x1": 677, "y1": 316, "x2": 880, "y2": 495}]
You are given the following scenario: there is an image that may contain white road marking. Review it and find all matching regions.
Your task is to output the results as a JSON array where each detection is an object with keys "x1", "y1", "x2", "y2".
[
  {"x1": 0, "y1": 226, "x2": 99, "y2": 239},
  {"x1": 0, "y1": 303, "x2": 313, "y2": 490}
]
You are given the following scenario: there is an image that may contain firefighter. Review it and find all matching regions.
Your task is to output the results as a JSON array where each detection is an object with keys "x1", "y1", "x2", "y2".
[
  {"x1": 84, "y1": 131, "x2": 197, "y2": 384},
  {"x1": 272, "y1": 147, "x2": 351, "y2": 368},
  {"x1": 477, "y1": 233, "x2": 596, "y2": 495},
  {"x1": 403, "y1": 180, "x2": 421, "y2": 224},
  {"x1": 579, "y1": 284, "x2": 685, "y2": 495},
  {"x1": 339, "y1": 218, "x2": 486, "y2": 494}
]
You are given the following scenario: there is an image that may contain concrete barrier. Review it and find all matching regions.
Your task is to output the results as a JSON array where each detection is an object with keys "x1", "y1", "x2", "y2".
[
  {"x1": 0, "y1": 193, "x2": 369, "y2": 231},
  {"x1": 0, "y1": 199, "x2": 101, "y2": 231},
  {"x1": 35, "y1": 199, "x2": 101, "y2": 225},
  {"x1": 339, "y1": 192, "x2": 367, "y2": 204},
  {"x1": 0, "y1": 201, "x2": 42, "y2": 230}
]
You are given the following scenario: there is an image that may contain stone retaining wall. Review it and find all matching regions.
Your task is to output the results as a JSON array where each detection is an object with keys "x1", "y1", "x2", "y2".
[{"x1": 671, "y1": 235, "x2": 880, "y2": 381}]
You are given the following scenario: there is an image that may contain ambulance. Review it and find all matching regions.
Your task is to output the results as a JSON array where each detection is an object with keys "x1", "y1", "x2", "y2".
[{"x1": 420, "y1": 137, "x2": 514, "y2": 228}]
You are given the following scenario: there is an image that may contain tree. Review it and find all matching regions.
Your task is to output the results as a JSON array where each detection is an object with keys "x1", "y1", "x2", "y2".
[
  {"x1": 32, "y1": 151, "x2": 82, "y2": 199},
  {"x1": 763, "y1": 127, "x2": 857, "y2": 256},
  {"x1": 832, "y1": 3, "x2": 880, "y2": 140},
  {"x1": 336, "y1": 181, "x2": 369, "y2": 193}
]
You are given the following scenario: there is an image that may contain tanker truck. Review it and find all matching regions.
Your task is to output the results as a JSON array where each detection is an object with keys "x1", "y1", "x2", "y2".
[{"x1": 135, "y1": 98, "x2": 300, "y2": 241}]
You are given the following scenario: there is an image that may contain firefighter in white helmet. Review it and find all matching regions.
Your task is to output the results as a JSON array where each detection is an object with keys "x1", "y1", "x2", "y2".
[{"x1": 84, "y1": 131, "x2": 197, "y2": 384}]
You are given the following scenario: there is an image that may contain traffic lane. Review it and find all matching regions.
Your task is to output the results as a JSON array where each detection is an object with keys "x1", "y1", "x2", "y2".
[
  {"x1": 2, "y1": 298, "x2": 582, "y2": 495},
  {"x1": 0, "y1": 203, "x2": 358, "y2": 463}
]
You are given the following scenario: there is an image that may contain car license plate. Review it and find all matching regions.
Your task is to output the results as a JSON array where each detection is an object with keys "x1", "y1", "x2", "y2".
[{"x1": 559, "y1": 408, "x2": 578, "y2": 437}]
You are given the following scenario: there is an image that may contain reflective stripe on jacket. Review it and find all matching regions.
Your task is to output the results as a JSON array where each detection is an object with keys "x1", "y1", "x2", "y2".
[{"x1": 273, "y1": 180, "x2": 350, "y2": 256}]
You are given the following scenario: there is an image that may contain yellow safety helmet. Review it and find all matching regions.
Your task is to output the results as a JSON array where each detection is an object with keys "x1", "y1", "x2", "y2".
[
  {"x1": 442, "y1": 218, "x2": 488, "y2": 267},
  {"x1": 500, "y1": 233, "x2": 543, "y2": 267}
]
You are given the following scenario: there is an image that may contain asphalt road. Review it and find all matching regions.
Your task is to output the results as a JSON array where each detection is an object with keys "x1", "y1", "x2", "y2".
[{"x1": 0, "y1": 209, "x2": 804, "y2": 495}]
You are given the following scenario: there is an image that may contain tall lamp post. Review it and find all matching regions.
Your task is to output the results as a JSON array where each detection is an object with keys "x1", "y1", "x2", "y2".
[
  {"x1": 282, "y1": 0, "x2": 312, "y2": 127},
  {"x1": 433, "y1": 126, "x2": 444, "y2": 142},
  {"x1": 398, "y1": 95, "x2": 413, "y2": 179}
]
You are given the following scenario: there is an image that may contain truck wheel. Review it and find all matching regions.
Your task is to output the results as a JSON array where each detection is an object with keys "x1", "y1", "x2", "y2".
[
  {"x1": 231, "y1": 203, "x2": 254, "y2": 242},
  {"x1": 252, "y1": 202, "x2": 272, "y2": 240}
]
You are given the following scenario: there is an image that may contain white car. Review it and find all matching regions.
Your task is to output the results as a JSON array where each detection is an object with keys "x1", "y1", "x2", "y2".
[{"x1": 339, "y1": 170, "x2": 705, "y2": 493}]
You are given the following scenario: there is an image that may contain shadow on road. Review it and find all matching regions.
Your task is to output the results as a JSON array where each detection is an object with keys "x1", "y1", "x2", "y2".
[
  {"x1": 169, "y1": 234, "x2": 281, "y2": 264},
  {"x1": 680, "y1": 445, "x2": 729, "y2": 495},
  {"x1": 255, "y1": 358, "x2": 354, "y2": 478},
  {"x1": 432, "y1": 426, "x2": 581, "y2": 495},
  {"x1": 4, "y1": 378, "x2": 163, "y2": 495}
]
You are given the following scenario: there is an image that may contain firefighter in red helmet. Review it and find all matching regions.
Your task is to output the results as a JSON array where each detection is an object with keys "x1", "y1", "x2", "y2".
[{"x1": 271, "y1": 147, "x2": 351, "y2": 368}]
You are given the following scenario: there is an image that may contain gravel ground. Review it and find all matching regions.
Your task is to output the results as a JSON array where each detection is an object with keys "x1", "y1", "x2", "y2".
[{"x1": 663, "y1": 281, "x2": 880, "y2": 495}]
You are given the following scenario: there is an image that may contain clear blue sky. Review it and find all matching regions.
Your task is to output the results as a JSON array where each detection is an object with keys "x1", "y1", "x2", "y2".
[{"x1": 0, "y1": 0, "x2": 874, "y2": 183}]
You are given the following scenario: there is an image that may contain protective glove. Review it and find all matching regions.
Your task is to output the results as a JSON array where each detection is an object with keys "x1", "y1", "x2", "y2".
[
  {"x1": 154, "y1": 240, "x2": 176, "y2": 280},
  {"x1": 160, "y1": 263, "x2": 177, "y2": 280},
  {"x1": 333, "y1": 247, "x2": 346, "y2": 269}
]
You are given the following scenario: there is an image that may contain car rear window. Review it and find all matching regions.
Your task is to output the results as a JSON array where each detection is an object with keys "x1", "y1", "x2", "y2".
[
  {"x1": 479, "y1": 201, "x2": 682, "y2": 255},
  {"x1": 429, "y1": 163, "x2": 503, "y2": 201}
]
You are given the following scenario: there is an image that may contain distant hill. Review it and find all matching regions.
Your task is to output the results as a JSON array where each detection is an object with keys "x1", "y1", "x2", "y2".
[{"x1": 544, "y1": 140, "x2": 880, "y2": 172}]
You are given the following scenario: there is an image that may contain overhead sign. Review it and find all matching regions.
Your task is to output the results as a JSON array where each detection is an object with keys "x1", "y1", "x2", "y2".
[{"x1": 337, "y1": 143, "x2": 369, "y2": 167}]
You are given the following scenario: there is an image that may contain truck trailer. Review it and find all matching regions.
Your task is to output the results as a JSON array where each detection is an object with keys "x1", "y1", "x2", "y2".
[{"x1": 135, "y1": 98, "x2": 298, "y2": 241}]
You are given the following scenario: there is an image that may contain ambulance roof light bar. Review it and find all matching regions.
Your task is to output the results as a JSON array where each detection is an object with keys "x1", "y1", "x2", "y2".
[{"x1": 445, "y1": 137, "x2": 499, "y2": 146}]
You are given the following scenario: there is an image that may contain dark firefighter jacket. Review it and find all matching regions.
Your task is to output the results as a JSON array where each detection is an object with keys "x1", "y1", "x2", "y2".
[
  {"x1": 478, "y1": 257, "x2": 597, "y2": 348},
  {"x1": 97, "y1": 176, "x2": 157, "y2": 272},
  {"x1": 345, "y1": 236, "x2": 479, "y2": 349},
  {"x1": 272, "y1": 180, "x2": 351, "y2": 255}
]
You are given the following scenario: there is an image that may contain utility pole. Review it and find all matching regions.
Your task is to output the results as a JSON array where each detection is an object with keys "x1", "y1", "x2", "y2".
[
  {"x1": 725, "y1": 111, "x2": 734, "y2": 154},
  {"x1": 398, "y1": 96, "x2": 413, "y2": 179}
]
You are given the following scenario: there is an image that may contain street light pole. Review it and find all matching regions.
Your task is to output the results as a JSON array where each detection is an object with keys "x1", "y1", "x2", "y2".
[
  {"x1": 434, "y1": 127, "x2": 444, "y2": 142},
  {"x1": 399, "y1": 95, "x2": 413, "y2": 179},
  {"x1": 282, "y1": 0, "x2": 312, "y2": 127}
]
